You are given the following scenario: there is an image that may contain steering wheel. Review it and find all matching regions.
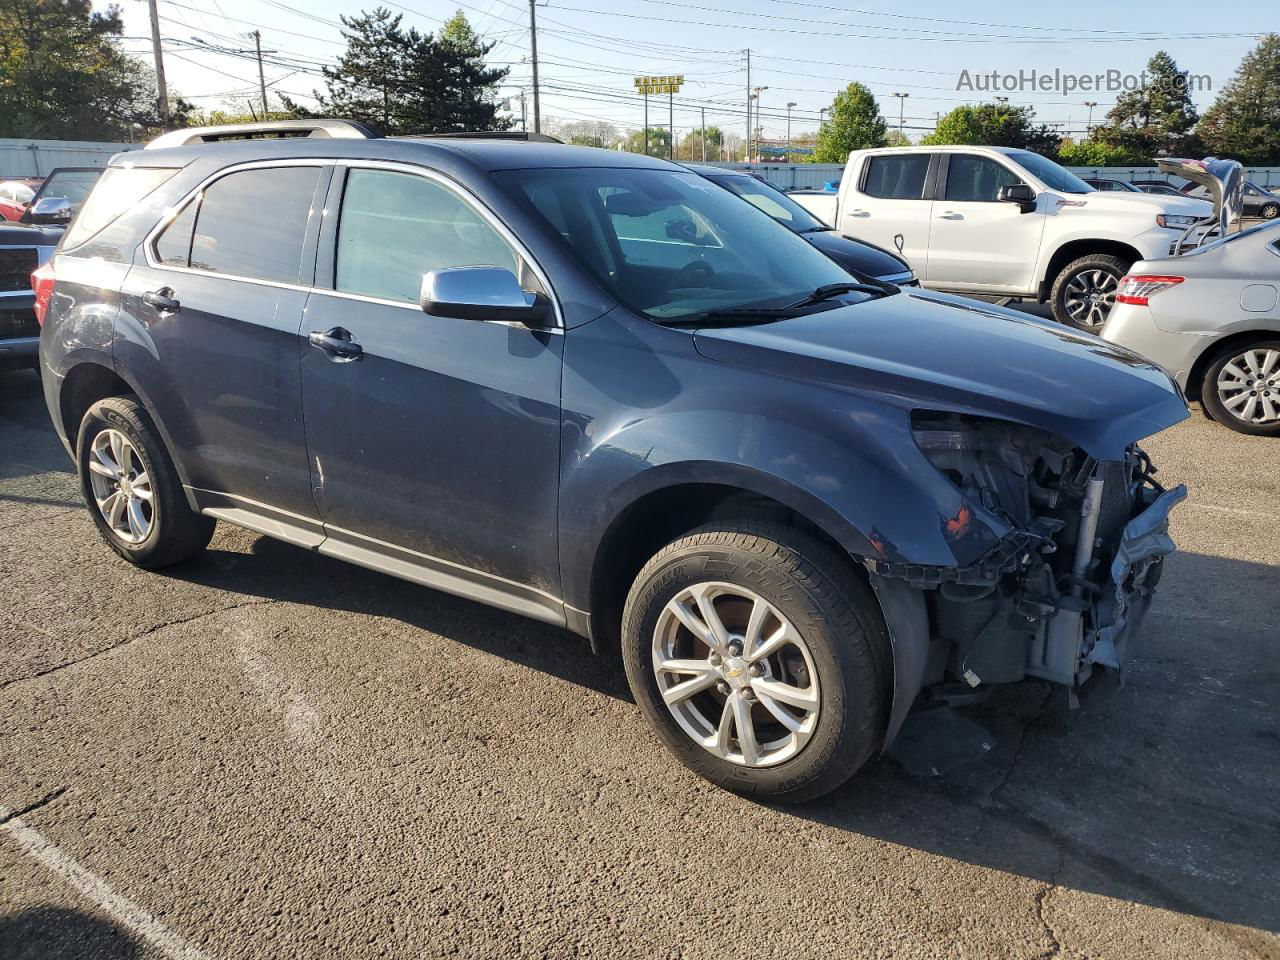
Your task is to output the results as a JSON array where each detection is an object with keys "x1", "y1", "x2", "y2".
[{"x1": 674, "y1": 260, "x2": 715, "y2": 287}]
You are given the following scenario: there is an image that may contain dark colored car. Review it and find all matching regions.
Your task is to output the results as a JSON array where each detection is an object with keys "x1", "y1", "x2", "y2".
[
  {"x1": 683, "y1": 163, "x2": 916, "y2": 284},
  {"x1": 0, "y1": 179, "x2": 42, "y2": 221},
  {"x1": 1082, "y1": 177, "x2": 1143, "y2": 193},
  {"x1": 1181, "y1": 180, "x2": 1280, "y2": 219},
  {"x1": 37, "y1": 120, "x2": 1189, "y2": 801},
  {"x1": 1128, "y1": 179, "x2": 1186, "y2": 197},
  {"x1": 0, "y1": 168, "x2": 104, "y2": 371}
]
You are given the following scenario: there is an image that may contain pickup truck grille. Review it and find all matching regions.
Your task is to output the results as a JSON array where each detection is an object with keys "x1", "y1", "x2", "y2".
[
  {"x1": 0, "y1": 248, "x2": 37, "y2": 293},
  {"x1": 0, "y1": 308, "x2": 39, "y2": 339}
]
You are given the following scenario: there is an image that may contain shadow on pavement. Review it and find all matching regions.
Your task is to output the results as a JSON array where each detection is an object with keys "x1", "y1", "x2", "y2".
[{"x1": 0, "y1": 906, "x2": 141, "y2": 959}]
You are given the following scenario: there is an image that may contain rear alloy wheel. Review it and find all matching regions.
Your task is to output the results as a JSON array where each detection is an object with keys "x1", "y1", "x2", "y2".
[
  {"x1": 1260, "y1": 202, "x2": 1279, "y2": 220},
  {"x1": 1202, "y1": 341, "x2": 1280, "y2": 436},
  {"x1": 622, "y1": 522, "x2": 889, "y2": 801},
  {"x1": 1050, "y1": 254, "x2": 1128, "y2": 331}
]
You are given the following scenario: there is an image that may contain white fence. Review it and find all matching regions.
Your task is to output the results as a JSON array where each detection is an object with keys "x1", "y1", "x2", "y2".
[
  {"x1": 706, "y1": 162, "x2": 1280, "y2": 192},
  {"x1": 0, "y1": 139, "x2": 142, "y2": 177}
]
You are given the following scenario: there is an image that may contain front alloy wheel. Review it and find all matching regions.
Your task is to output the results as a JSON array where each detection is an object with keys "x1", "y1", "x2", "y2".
[
  {"x1": 653, "y1": 583, "x2": 820, "y2": 768},
  {"x1": 622, "y1": 522, "x2": 889, "y2": 801},
  {"x1": 1050, "y1": 253, "x2": 1129, "y2": 332}
]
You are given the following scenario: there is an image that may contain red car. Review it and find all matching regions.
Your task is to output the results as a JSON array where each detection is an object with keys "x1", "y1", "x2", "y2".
[{"x1": 0, "y1": 178, "x2": 43, "y2": 221}]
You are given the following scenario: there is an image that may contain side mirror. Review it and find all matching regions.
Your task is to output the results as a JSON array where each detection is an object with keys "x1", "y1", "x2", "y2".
[
  {"x1": 420, "y1": 266, "x2": 551, "y2": 327},
  {"x1": 997, "y1": 183, "x2": 1037, "y2": 213},
  {"x1": 28, "y1": 196, "x2": 73, "y2": 224}
]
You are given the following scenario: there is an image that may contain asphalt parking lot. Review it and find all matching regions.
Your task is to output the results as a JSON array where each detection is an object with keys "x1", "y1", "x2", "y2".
[{"x1": 1, "y1": 364, "x2": 1277, "y2": 960}]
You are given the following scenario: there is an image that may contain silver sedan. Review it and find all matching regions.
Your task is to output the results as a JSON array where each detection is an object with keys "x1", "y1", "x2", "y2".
[{"x1": 1102, "y1": 220, "x2": 1280, "y2": 436}]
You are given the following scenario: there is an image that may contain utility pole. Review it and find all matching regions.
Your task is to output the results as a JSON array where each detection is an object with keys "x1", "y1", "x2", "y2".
[
  {"x1": 819, "y1": 106, "x2": 828, "y2": 128},
  {"x1": 701, "y1": 106, "x2": 706, "y2": 162},
  {"x1": 1083, "y1": 100, "x2": 1097, "y2": 132},
  {"x1": 669, "y1": 88, "x2": 674, "y2": 161},
  {"x1": 786, "y1": 101, "x2": 796, "y2": 161},
  {"x1": 744, "y1": 49, "x2": 751, "y2": 163},
  {"x1": 252, "y1": 30, "x2": 269, "y2": 120},
  {"x1": 147, "y1": 0, "x2": 169, "y2": 126},
  {"x1": 892, "y1": 92, "x2": 909, "y2": 135},
  {"x1": 751, "y1": 86, "x2": 768, "y2": 161},
  {"x1": 643, "y1": 93, "x2": 649, "y2": 156},
  {"x1": 529, "y1": 0, "x2": 541, "y2": 133}
]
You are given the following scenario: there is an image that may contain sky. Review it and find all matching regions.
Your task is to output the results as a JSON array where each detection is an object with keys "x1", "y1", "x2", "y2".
[{"x1": 110, "y1": 0, "x2": 1275, "y2": 143}]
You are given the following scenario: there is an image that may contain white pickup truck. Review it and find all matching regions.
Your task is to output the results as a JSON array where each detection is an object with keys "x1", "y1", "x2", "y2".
[{"x1": 791, "y1": 146, "x2": 1213, "y2": 330}]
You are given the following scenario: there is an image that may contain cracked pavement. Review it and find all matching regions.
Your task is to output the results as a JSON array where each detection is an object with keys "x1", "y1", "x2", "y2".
[{"x1": 1, "y1": 366, "x2": 1278, "y2": 959}]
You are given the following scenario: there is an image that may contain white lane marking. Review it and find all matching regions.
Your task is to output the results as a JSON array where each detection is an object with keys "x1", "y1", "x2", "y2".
[
  {"x1": 0, "y1": 806, "x2": 215, "y2": 960},
  {"x1": 1183, "y1": 501, "x2": 1280, "y2": 521}
]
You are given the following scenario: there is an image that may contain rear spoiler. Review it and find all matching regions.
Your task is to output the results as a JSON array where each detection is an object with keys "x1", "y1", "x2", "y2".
[
  {"x1": 146, "y1": 119, "x2": 379, "y2": 150},
  {"x1": 1156, "y1": 156, "x2": 1244, "y2": 251}
]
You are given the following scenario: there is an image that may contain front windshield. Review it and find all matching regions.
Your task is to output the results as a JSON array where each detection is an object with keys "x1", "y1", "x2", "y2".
[
  {"x1": 497, "y1": 167, "x2": 852, "y2": 321},
  {"x1": 37, "y1": 170, "x2": 102, "y2": 212},
  {"x1": 709, "y1": 175, "x2": 827, "y2": 233},
  {"x1": 1011, "y1": 151, "x2": 1094, "y2": 194}
]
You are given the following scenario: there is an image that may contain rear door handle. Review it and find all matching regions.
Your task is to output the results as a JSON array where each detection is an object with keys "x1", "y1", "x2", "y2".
[
  {"x1": 937, "y1": 211, "x2": 963, "y2": 220},
  {"x1": 143, "y1": 287, "x2": 180, "y2": 313},
  {"x1": 309, "y1": 327, "x2": 363, "y2": 361},
  {"x1": 847, "y1": 209, "x2": 870, "y2": 217}
]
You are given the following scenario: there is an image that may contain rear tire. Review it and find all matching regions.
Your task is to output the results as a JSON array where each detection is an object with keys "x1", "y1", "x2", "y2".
[
  {"x1": 1260, "y1": 202, "x2": 1279, "y2": 220},
  {"x1": 1049, "y1": 253, "x2": 1129, "y2": 332},
  {"x1": 76, "y1": 396, "x2": 215, "y2": 567},
  {"x1": 1200, "y1": 340, "x2": 1280, "y2": 436},
  {"x1": 621, "y1": 521, "x2": 889, "y2": 802}
]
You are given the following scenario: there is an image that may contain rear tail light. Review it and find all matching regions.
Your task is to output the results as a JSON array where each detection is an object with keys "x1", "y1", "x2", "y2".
[
  {"x1": 1115, "y1": 274, "x2": 1184, "y2": 306},
  {"x1": 31, "y1": 261, "x2": 55, "y2": 326}
]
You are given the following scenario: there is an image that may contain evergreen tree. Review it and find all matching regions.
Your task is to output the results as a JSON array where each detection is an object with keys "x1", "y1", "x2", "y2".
[
  {"x1": 430, "y1": 10, "x2": 511, "y2": 131},
  {"x1": 1091, "y1": 51, "x2": 1199, "y2": 158},
  {"x1": 813, "y1": 83, "x2": 886, "y2": 162},
  {"x1": 1198, "y1": 34, "x2": 1280, "y2": 165}
]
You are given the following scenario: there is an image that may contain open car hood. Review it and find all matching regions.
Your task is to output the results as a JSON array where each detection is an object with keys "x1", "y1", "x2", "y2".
[{"x1": 1157, "y1": 157, "x2": 1244, "y2": 242}]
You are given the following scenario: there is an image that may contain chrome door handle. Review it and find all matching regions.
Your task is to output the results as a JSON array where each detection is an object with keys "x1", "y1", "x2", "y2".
[{"x1": 308, "y1": 327, "x2": 363, "y2": 361}]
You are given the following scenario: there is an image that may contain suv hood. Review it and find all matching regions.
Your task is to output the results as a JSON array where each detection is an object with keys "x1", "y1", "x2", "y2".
[
  {"x1": 692, "y1": 290, "x2": 1188, "y2": 459},
  {"x1": 0, "y1": 222, "x2": 63, "y2": 246}
]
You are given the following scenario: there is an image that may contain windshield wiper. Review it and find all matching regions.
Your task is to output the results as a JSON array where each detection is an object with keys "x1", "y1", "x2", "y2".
[{"x1": 785, "y1": 281, "x2": 893, "y2": 308}]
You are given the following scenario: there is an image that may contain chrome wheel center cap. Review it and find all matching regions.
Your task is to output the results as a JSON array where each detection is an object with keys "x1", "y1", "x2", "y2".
[{"x1": 721, "y1": 656, "x2": 751, "y2": 688}]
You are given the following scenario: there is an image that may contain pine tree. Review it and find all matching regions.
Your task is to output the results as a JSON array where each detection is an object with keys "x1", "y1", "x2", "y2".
[
  {"x1": 1091, "y1": 51, "x2": 1199, "y2": 158},
  {"x1": 1198, "y1": 34, "x2": 1280, "y2": 165},
  {"x1": 429, "y1": 11, "x2": 511, "y2": 131},
  {"x1": 812, "y1": 83, "x2": 887, "y2": 162}
]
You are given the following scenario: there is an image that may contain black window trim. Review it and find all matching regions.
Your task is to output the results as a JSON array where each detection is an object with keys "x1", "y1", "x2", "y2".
[
  {"x1": 144, "y1": 158, "x2": 332, "y2": 292},
  {"x1": 310, "y1": 158, "x2": 564, "y2": 329},
  {"x1": 936, "y1": 152, "x2": 1028, "y2": 204}
]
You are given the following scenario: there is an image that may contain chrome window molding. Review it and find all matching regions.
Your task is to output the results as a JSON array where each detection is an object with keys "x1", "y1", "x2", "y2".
[{"x1": 141, "y1": 156, "x2": 566, "y2": 329}]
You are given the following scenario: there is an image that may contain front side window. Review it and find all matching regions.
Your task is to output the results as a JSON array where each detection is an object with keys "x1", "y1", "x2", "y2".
[
  {"x1": 944, "y1": 155, "x2": 1024, "y2": 202},
  {"x1": 1008, "y1": 150, "x2": 1093, "y2": 194},
  {"x1": 497, "y1": 167, "x2": 851, "y2": 321},
  {"x1": 186, "y1": 166, "x2": 320, "y2": 283},
  {"x1": 335, "y1": 168, "x2": 522, "y2": 304},
  {"x1": 861, "y1": 154, "x2": 930, "y2": 200}
]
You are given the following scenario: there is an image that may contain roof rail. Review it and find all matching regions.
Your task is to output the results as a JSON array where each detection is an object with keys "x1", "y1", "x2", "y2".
[
  {"x1": 400, "y1": 131, "x2": 564, "y2": 144},
  {"x1": 145, "y1": 119, "x2": 380, "y2": 150}
]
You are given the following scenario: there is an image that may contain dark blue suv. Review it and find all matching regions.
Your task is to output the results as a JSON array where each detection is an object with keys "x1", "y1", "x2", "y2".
[{"x1": 37, "y1": 120, "x2": 1189, "y2": 800}]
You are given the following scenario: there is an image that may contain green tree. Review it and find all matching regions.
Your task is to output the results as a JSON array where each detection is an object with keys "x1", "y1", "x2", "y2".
[
  {"x1": 547, "y1": 119, "x2": 619, "y2": 148},
  {"x1": 679, "y1": 125, "x2": 724, "y2": 161},
  {"x1": 884, "y1": 129, "x2": 911, "y2": 147},
  {"x1": 1198, "y1": 34, "x2": 1280, "y2": 165},
  {"x1": 921, "y1": 103, "x2": 1058, "y2": 152},
  {"x1": 0, "y1": 0, "x2": 178, "y2": 138},
  {"x1": 1056, "y1": 138, "x2": 1151, "y2": 167},
  {"x1": 285, "y1": 7, "x2": 509, "y2": 134},
  {"x1": 813, "y1": 83, "x2": 887, "y2": 162},
  {"x1": 1089, "y1": 51, "x2": 1199, "y2": 158},
  {"x1": 624, "y1": 127, "x2": 671, "y2": 157}
]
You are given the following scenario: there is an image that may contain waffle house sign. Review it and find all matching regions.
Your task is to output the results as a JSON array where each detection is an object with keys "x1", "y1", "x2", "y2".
[{"x1": 634, "y1": 75, "x2": 684, "y2": 95}]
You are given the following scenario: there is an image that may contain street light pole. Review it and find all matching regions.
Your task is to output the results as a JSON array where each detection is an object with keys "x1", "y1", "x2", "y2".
[
  {"x1": 786, "y1": 101, "x2": 796, "y2": 161},
  {"x1": 751, "y1": 86, "x2": 768, "y2": 161},
  {"x1": 1083, "y1": 101, "x2": 1097, "y2": 133},
  {"x1": 892, "y1": 92, "x2": 909, "y2": 135},
  {"x1": 701, "y1": 106, "x2": 706, "y2": 162}
]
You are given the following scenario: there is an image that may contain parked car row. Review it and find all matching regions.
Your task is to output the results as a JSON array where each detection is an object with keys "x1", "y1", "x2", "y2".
[{"x1": 30, "y1": 119, "x2": 1191, "y2": 802}]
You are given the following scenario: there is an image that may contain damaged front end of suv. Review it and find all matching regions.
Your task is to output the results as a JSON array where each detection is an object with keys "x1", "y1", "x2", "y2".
[{"x1": 866, "y1": 413, "x2": 1187, "y2": 748}]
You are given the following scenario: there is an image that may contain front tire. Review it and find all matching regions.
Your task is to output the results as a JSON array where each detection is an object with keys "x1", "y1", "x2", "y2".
[
  {"x1": 621, "y1": 522, "x2": 889, "y2": 802},
  {"x1": 1049, "y1": 253, "x2": 1129, "y2": 332},
  {"x1": 1260, "y1": 202, "x2": 1279, "y2": 220},
  {"x1": 1200, "y1": 340, "x2": 1280, "y2": 436},
  {"x1": 77, "y1": 396, "x2": 215, "y2": 567}
]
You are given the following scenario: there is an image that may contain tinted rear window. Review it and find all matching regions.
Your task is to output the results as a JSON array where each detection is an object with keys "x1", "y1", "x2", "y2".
[
  {"x1": 188, "y1": 167, "x2": 320, "y2": 283},
  {"x1": 862, "y1": 154, "x2": 930, "y2": 200},
  {"x1": 62, "y1": 168, "x2": 169, "y2": 248}
]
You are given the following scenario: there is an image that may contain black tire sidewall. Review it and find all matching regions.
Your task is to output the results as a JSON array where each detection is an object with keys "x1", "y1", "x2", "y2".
[
  {"x1": 1050, "y1": 254, "x2": 1128, "y2": 332},
  {"x1": 1201, "y1": 340, "x2": 1280, "y2": 436},
  {"x1": 622, "y1": 528, "x2": 883, "y2": 801}
]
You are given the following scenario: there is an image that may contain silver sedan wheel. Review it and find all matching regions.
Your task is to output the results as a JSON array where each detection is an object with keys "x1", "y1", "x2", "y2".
[
  {"x1": 1063, "y1": 269, "x2": 1119, "y2": 329},
  {"x1": 651, "y1": 582, "x2": 821, "y2": 768},
  {"x1": 1217, "y1": 348, "x2": 1280, "y2": 424},
  {"x1": 88, "y1": 429, "x2": 154, "y2": 544}
]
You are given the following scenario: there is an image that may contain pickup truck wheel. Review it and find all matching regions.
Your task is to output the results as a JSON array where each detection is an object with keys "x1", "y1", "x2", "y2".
[
  {"x1": 77, "y1": 396, "x2": 216, "y2": 568},
  {"x1": 621, "y1": 522, "x2": 888, "y2": 802},
  {"x1": 1050, "y1": 254, "x2": 1129, "y2": 332},
  {"x1": 1201, "y1": 340, "x2": 1280, "y2": 436}
]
